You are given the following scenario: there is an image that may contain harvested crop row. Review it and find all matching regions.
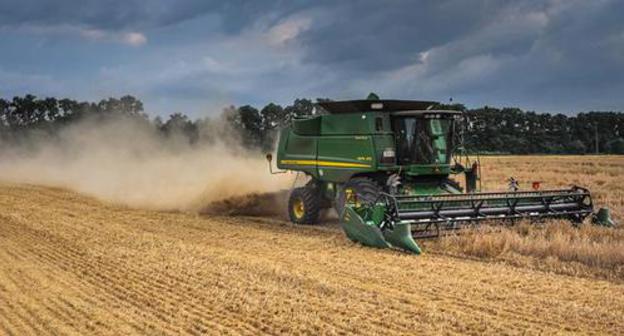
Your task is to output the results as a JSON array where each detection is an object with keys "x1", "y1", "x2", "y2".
[{"x1": 1, "y1": 177, "x2": 624, "y2": 335}]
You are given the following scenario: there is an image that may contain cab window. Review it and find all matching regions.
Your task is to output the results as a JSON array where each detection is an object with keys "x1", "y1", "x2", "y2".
[{"x1": 375, "y1": 117, "x2": 384, "y2": 132}]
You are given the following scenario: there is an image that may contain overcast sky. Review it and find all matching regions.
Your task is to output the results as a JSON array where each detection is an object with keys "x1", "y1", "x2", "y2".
[{"x1": 1, "y1": 0, "x2": 623, "y2": 117}]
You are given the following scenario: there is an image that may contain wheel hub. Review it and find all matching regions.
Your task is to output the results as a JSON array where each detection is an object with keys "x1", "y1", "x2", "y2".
[{"x1": 293, "y1": 198, "x2": 305, "y2": 219}]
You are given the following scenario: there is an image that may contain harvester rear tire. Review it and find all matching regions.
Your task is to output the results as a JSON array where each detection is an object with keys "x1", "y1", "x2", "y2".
[
  {"x1": 288, "y1": 187, "x2": 321, "y2": 224},
  {"x1": 335, "y1": 177, "x2": 381, "y2": 216}
]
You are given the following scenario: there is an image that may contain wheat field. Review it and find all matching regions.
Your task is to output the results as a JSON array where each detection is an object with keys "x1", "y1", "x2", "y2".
[
  {"x1": 1, "y1": 155, "x2": 624, "y2": 335},
  {"x1": 429, "y1": 155, "x2": 624, "y2": 281}
]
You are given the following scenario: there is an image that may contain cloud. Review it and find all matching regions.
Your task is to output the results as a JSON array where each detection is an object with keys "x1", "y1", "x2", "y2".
[
  {"x1": 1, "y1": 0, "x2": 623, "y2": 115},
  {"x1": 89, "y1": 13, "x2": 324, "y2": 116},
  {"x1": 0, "y1": 0, "x2": 190, "y2": 30},
  {"x1": 80, "y1": 29, "x2": 108, "y2": 40},
  {"x1": 0, "y1": 0, "x2": 303, "y2": 32},
  {"x1": 80, "y1": 28, "x2": 147, "y2": 46},
  {"x1": 337, "y1": 0, "x2": 624, "y2": 112},
  {"x1": 265, "y1": 16, "x2": 312, "y2": 46},
  {"x1": 120, "y1": 32, "x2": 147, "y2": 46}
]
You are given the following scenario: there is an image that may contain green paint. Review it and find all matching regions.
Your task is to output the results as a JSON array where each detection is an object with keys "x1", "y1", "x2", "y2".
[
  {"x1": 340, "y1": 206, "x2": 390, "y2": 249},
  {"x1": 340, "y1": 204, "x2": 421, "y2": 254},
  {"x1": 274, "y1": 98, "x2": 608, "y2": 255},
  {"x1": 275, "y1": 100, "x2": 465, "y2": 253}
]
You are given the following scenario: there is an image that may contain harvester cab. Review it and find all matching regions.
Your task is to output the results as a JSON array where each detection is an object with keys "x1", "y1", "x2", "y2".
[{"x1": 268, "y1": 96, "x2": 614, "y2": 254}]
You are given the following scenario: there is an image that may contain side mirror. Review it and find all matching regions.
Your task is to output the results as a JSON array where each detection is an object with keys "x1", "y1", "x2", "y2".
[{"x1": 265, "y1": 153, "x2": 273, "y2": 162}]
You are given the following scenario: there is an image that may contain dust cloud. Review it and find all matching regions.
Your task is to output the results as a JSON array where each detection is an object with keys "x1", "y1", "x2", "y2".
[{"x1": 0, "y1": 115, "x2": 292, "y2": 212}]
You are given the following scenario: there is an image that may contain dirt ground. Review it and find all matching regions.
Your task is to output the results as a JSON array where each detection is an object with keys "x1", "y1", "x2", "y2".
[{"x1": 1, "y1": 156, "x2": 624, "y2": 335}]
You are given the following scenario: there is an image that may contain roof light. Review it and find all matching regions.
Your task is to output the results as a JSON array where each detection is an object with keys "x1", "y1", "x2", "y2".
[{"x1": 371, "y1": 103, "x2": 384, "y2": 110}]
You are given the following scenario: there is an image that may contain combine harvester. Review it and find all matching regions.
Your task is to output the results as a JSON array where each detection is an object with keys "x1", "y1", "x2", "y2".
[{"x1": 267, "y1": 95, "x2": 615, "y2": 254}]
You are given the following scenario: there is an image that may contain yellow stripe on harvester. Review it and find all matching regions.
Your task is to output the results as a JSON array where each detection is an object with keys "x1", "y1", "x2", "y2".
[{"x1": 280, "y1": 159, "x2": 371, "y2": 168}]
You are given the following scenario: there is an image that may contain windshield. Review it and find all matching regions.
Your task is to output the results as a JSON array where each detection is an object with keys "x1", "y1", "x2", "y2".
[{"x1": 392, "y1": 117, "x2": 454, "y2": 165}]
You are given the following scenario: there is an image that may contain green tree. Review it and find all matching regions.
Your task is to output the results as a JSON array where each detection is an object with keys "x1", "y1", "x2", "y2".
[
  {"x1": 606, "y1": 138, "x2": 624, "y2": 154},
  {"x1": 260, "y1": 103, "x2": 285, "y2": 130},
  {"x1": 284, "y1": 98, "x2": 314, "y2": 121},
  {"x1": 260, "y1": 103, "x2": 285, "y2": 150},
  {"x1": 119, "y1": 95, "x2": 144, "y2": 115},
  {"x1": 227, "y1": 105, "x2": 262, "y2": 149},
  {"x1": 567, "y1": 140, "x2": 587, "y2": 154},
  {"x1": 161, "y1": 113, "x2": 198, "y2": 143},
  {"x1": 0, "y1": 98, "x2": 8, "y2": 128}
]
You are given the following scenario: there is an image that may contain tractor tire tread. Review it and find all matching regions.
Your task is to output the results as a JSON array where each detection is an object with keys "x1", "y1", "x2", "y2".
[
  {"x1": 335, "y1": 177, "x2": 382, "y2": 216},
  {"x1": 288, "y1": 186, "x2": 321, "y2": 224}
]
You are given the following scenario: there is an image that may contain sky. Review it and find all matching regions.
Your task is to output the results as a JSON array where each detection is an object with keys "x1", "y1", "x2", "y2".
[{"x1": 0, "y1": 0, "x2": 623, "y2": 118}]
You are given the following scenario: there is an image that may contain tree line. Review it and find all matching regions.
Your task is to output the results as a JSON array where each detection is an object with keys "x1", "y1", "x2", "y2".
[
  {"x1": 457, "y1": 105, "x2": 624, "y2": 154},
  {"x1": 1, "y1": 94, "x2": 623, "y2": 154}
]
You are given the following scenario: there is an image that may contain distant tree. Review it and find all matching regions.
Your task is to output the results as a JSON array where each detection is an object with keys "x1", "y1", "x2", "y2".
[
  {"x1": 41, "y1": 97, "x2": 59, "y2": 121},
  {"x1": 9, "y1": 94, "x2": 38, "y2": 127},
  {"x1": 161, "y1": 113, "x2": 197, "y2": 143},
  {"x1": 227, "y1": 105, "x2": 263, "y2": 149},
  {"x1": 2, "y1": 93, "x2": 624, "y2": 154},
  {"x1": 435, "y1": 103, "x2": 466, "y2": 111},
  {"x1": 119, "y1": 95, "x2": 144, "y2": 115},
  {"x1": 0, "y1": 98, "x2": 9, "y2": 142},
  {"x1": 567, "y1": 140, "x2": 587, "y2": 154},
  {"x1": 57, "y1": 98, "x2": 79, "y2": 121},
  {"x1": 95, "y1": 95, "x2": 144, "y2": 119},
  {"x1": 606, "y1": 138, "x2": 624, "y2": 154},
  {"x1": 0, "y1": 98, "x2": 8, "y2": 128},
  {"x1": 260, "y1": 103, "x2": 285, "y2": 150},
  {"x1": 284, "y1": 98, "x2": 314, "y2": 121},
  {"x1": 96, "y1": 97, "x2": 117, "y2": 114},
  {"x1": 260, "y1": 103, "x2": 285, "y2": 130},
  {"x1": 153, "y1": 116, "x2": 163, "y2": 129}
]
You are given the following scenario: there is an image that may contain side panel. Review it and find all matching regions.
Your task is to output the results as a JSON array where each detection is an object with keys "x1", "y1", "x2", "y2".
[
  {"x1": 372, "y1": 134, "x2": 396, "y2": 167},
  {"x1": 292, "y1": 116, "x2": 321, "y2": 135},
  {"x1": 316, "y1": 135, "x2": 377, "y2": 182},
  {"x1": 320, "y1": 113, "x2": 373, "y2": 135},
  {"x1": 276, "y1": 128, "x2": 319, "y2": 178},
  {"x1": 275, "y1": 113, "x2": 395, "y2": 182}
]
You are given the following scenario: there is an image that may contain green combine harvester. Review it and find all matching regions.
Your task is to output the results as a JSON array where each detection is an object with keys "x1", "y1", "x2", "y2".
[{"x1": 266, "y1": 95, "x2": 615, "y2": 254}]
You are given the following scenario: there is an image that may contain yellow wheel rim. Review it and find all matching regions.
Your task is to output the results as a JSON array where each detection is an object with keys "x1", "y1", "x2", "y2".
[{"x1": 293, "y1": 198, "x2": 305, "y2": 219}]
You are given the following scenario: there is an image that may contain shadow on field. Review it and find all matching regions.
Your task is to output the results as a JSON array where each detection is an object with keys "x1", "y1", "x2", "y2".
[
  {"x1": 200, "y1": 190, "x2": 290, "y2": 219},
  {"x1": 201, "y1": 189, "x2": 335, "y2": 217},
  {"x1": 199, "y1": 190, "x2": 341, "y2": 228}
]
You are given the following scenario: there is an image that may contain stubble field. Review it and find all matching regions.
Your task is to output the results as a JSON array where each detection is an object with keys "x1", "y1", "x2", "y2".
[{"x1": 1, "y1": 155, "x2": 623, "y2": 335}]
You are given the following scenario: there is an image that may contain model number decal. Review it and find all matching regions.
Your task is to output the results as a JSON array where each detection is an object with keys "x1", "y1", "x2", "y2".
[{"x1": 357, "y1": 156, "x2": 372, "y2": 161}]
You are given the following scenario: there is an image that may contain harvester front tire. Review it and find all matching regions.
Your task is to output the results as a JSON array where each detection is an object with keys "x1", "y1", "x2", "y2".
[
  {"x1": 335, "y1": 177, "x2": 381, "y2": 216},
  {"x1": 288, "y1": 187, "x2": 321, "y2": 224}
]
